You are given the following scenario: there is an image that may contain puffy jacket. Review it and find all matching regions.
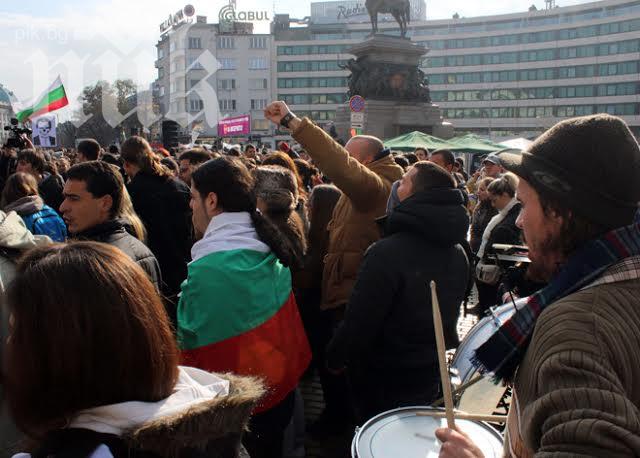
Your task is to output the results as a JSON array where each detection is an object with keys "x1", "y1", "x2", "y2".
[
  {"x1": 327, "y1": 187, "x2": 470, "y2": 372},
  {"x1": 6, "y1": 195, "x2": 67, "y2": 242},
  {"x1": 292, "y1": 118, "x2": 404, "y2": 310},
  {"x1": 74, "y1": 219, "x2": 162, "y2": 292}
]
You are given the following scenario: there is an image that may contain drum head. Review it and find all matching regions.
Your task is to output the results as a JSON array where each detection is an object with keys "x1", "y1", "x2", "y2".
[{"x1": 353, "y1": 407, "x2": 503, "y2": 458}]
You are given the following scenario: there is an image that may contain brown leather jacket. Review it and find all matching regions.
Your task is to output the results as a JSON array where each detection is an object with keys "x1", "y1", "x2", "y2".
[{"x1": 292, "y1": 118, "x2": 403, "y2": 310}]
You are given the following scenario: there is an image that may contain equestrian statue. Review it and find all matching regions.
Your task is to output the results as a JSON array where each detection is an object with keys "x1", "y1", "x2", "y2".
[{"x1": 366, "y1": 0, "x2": 411, "y2": 37}]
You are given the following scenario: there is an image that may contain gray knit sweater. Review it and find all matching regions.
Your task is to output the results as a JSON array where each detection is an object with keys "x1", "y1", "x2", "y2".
[{"x1": 507, "y1": 278, "x2": 640, "y2": 457}]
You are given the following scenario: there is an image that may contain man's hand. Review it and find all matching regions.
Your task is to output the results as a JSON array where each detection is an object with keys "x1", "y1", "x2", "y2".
[
  {"x1": 20, "y1": 134, "x2": 34, "y2": 150},
  {"x1": 436, "y1": 427, "x2": 486, "y2": 458},
  {"x1": 264, "y1": 101, "x2": 295, "y2": 126}
]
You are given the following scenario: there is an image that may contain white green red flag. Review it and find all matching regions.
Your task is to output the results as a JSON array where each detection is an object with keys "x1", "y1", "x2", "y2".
[{"x1": 15, "y1": 76, "x2": 69, "y2": 123}]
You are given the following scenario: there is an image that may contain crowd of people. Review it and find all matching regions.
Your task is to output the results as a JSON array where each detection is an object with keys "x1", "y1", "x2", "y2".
[{"x1": 0, "y1": 101, "x2": 639, "y2": 458}]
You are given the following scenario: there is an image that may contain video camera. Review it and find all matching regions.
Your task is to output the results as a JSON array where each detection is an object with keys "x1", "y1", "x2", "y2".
[{"x1": 3, "y1": 118, "x2": 32, "y2": 149}]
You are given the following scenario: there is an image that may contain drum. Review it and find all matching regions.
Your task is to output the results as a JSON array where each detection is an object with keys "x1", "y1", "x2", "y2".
[
  {"x1": 351, "y1": 406, "x2": 503, "y2": 458},
  {"x1": 451, "y1": 298, "x2": 526, "y2": 413}
]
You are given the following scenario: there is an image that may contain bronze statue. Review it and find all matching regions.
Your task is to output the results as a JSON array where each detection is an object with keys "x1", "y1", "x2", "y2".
[{"x1": 366, "y1": 0, "x2": 411, "y2": 37}]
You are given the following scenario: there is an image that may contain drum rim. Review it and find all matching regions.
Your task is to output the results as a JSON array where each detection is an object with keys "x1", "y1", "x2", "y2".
[{"x1": 352, "y1": 405, "x2": 503, "y2": 457}]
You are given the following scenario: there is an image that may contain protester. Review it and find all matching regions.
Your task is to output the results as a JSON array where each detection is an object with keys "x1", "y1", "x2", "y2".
[
  {"x1": 4, "y1": 242, "x2": 263, "y2": 457},
  {"x1": 264, "y1": 101, "x2": 403, "y2": 436},
  {"x1": 121, "y1": 136, "x2": 192, "y2": 317},
  {"x1": 0, "y1": 210, "x2": 51, "y2": 454},
  {"x1": 76, "y1": 139, "x2": 101, "y2": 163},
  {"x1": 262, "y1": 152, "x2": 309, "y2": 229},
  {"x1": 15, "y1": 149, "x2": 64, "y2": 215},
  {"x1": 60, "y1": 161, "x2": 161, "y2": 292},
  {"x1": 438, "y1": 114, "x2": 640, "y2": 457},
  {"x1": 394, "y1": 154, "x2": 410, "y2": 170},
  {"x1": 161, "y1": 156, "x2": 179, "y2": 177},
  {"x1": 244, "y1": 144, "x2": 258, "y2": 160},
  {"x1": 177, "y1": 157, "x2": 311, "y2": 458},
  {"x1": 471, "y1": 173, "x2": 521, "y2": 314},
  {"x1": 414, "y1": 147, "x2": 429, "y2": 162},
  {"x1": 469, "y1": 177, "x2": 497, "y2": 253},
  {"x1": 467, "y1": 152, "x2": 504, "y2": 193},
  {"x1": 429, "y1": 149, "x2": 468, "y2": 192},
  {"x1": 326, "y1": 162, "x2": 470, "y2": 421},
  {"x1": 293, "y1": 158, "x2": 320, "y2": 193},
  {"x1": 455, "y1": 157, "x2": 469, "y2": 181},
  {"x1": 253, "y1": 165, "x2": 307, "y2": 268},
  {"x1": 178, "y1": 148, "x2": 211, "y2": 185},
  {"x1": 2, "y1": 172, "x2": 66, "y2": 242}
]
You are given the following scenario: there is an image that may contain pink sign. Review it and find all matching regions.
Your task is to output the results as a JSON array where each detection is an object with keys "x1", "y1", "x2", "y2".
[{"x1": 218, "y1": 115, "x2": 251, "y2": 136}]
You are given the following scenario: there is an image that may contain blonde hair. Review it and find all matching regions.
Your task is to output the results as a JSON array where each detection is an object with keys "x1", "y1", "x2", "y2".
[
  {"x1": 487, "y1": 172, "x2": 519, "y2": 198},
  {"x1": 120, "y1": 186, "x2": 147, "y2": 242}
]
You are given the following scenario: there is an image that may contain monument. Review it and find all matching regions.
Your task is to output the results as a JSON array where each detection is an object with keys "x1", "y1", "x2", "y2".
[{"x1": 334, "y1": 0, "x2": 453, "y2": 141}]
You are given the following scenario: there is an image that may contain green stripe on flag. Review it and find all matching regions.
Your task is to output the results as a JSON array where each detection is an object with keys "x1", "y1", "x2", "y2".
[
  {"x1": 177, "y1": 249, "x2": 292, "y2": 350},
  {"x1": 16, "y1": 84, "x2": 67, "y2": 123}
]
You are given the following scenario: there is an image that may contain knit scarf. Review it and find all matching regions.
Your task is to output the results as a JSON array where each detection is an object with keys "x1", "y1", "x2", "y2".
[{"x1": 472, "y1": 219, "x2": 640, "y2": 383}]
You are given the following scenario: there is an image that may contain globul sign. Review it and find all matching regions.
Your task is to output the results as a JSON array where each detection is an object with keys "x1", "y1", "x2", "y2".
[{"x1": 160, "y1": 5, "x2": 195, "y2": 33}]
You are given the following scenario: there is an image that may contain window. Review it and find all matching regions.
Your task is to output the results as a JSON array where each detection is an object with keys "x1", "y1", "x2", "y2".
[
  {"x1": 187, "y1": 56, "x2": 204, "y2": 70},
  {"x1": 217, "y1": 79, "x2": 236, "y2": 90},
  {"x1": 251, "y1": 99, "x2": 267, "y2": 110},
  {"x1": 188, "y1": 37, "x2": 202, "y2": 49},
  {"x1": 218, "y1": 37, "x2": 235, "y2": 49},
  {"x1": 189, "y1": 99, "x2": 204, "y2": 112},
  {"x1": 159, "y1": 86, "x2": 165, "y2": 97},
  {"x1": 250, "y1": 37, "x2": 267, "y2": 49},
  {"x1": 252, "y1": 119, "x2": 270, "y2": 131},
  {"x1": 158, "y1": 48, "x2": 165, "y2": 59},
  {"x1": 219, "y1": 58, "x2": 236, "y2": 70},
  {"x1": 249, "y1": 78, "x2": 268, "y2": 90},
  {"x1": 169, "y1": 41, "x2": 176, "y2": 52},
  {"x1": 249, "y1": 57, "x2": 268, "y2": 70},
  {"x1": 158, "y1": 67, "x2": 164, "y2": 79},
  {"x1": 219, "y1": 99, "x2": 237, "y2": 111},
  {"x1": 190, "y1": 78, "x2": 201, "y2": 89}
]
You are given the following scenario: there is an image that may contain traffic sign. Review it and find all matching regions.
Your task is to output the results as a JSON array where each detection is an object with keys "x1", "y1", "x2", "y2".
[
  {"x1": 349, "y1": 95, "x2": 366, "y2": 112},
  {"x1": 350, "y1": 112, "x2": 364, "y2": 124}
]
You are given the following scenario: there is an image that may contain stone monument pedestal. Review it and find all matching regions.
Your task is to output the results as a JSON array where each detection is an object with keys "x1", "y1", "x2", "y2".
[{"x1": 334, "y1": 34, "x2": 453, "y2": 142}]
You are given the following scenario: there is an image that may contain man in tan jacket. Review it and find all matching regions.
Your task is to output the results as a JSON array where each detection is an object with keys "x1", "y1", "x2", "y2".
[
  {"x1": 265, "y1": 101, "x2": 403, "y2": 434},
  {"x1": 437, "y1": 114, "x2": 640, "y2": 457}
]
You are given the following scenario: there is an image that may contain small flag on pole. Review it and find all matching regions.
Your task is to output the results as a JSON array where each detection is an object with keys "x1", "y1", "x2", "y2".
[{"x1": 15, "y1": 76, "x2": 69, "y2": 123}]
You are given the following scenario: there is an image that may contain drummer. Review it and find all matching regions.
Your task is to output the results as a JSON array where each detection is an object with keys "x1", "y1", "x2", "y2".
[{"x1": 437, "y1": 114, "x2": 640, "y2": 457}]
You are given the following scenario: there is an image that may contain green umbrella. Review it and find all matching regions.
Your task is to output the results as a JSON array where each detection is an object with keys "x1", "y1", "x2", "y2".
[{"x1": 384, "y1": 131, "x2": 454, "y2": 152}]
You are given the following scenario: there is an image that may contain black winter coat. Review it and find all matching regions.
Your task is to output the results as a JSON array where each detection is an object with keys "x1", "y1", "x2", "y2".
[
  {"x1": 75, "y1": 219, "x2": 162, "y2": 292},
  {"x1": 327, "y1": 188, "x2": 470, "y2": 373},
  {"x1": 127, "y1": 172, "x2": 192, "y2": 299},
  {"x1": 481, "y1": 201, "x2": 522, "y2": 259}
]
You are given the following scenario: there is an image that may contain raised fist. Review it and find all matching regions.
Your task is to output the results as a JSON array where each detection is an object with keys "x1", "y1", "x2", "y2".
[{"x1": 264, "y1": 101, "x2": 294, "y2": 125}]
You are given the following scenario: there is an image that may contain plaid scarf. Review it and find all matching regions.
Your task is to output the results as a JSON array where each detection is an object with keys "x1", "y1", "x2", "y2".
[{"x1": 472, "y1": 219, "x2": 640, "y2": 383}]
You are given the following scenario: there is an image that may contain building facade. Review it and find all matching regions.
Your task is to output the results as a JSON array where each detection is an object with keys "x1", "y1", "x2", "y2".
[
  {"x1": 0, "y1": 84, "x2": 16, "y2": 146},
  {"x1": 274, "y1": 0, "x2": 640, "y2": 138},
  {"x1": 155, "y1": 15, "x2": 275, "y2": 142}
]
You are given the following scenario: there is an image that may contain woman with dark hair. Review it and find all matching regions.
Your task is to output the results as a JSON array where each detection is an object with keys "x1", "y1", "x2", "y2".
[
  {"x1": 262, "y1": 152, "x2": 309, "y2": 230},
  {"x1": 121, "y1": 136, "x2": 192, "y2": 322},
  {"x1": 4, "y1": 242, "x2": 263, "y2": 457},
  {"x1": 293, "y1": 158, "x2": 320, "y2": 193},
  {"x1": 469, "y1": 177, "x2": 497, "y2": 253},
  {"x1": 178, "y1": 157, "x2": 311, "y2": 458},
  {"x1": 253, "y1": 165, "x2": 307, "y2": 268},
  {"x1": 2, "y1": 172, "x2": 67, "y2": 242}
]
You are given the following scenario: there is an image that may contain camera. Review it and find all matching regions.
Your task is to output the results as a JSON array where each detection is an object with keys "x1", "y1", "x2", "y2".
[{"x1": 3, "y1": 118, "x2": 32, "y2": 149}]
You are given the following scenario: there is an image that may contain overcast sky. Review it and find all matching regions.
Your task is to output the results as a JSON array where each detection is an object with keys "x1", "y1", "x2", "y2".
[{"x1": 0, "y1": 0, "x2": 591, "y2": 120}]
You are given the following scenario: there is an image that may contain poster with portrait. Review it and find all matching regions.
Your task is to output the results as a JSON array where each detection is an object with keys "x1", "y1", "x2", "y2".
[{"x1": 31, "y1": 115, "x2": 57, "y2": 148}]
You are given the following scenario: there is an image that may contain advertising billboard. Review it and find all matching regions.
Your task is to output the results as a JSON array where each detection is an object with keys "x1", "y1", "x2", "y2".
[{"x1": 218, "y1": 115, "x2": 251, "y2": 136}]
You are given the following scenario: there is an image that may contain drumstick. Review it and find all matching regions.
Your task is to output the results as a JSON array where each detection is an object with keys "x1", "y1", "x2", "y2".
[
  {"x1": 431, "y1": 373, "x2": 484, "y2": 407},
  {"x1": 431, "y1": 281, "x2": 455, "y2": 429},
  {"x1": 415, "y1": 411, "x2": 507, "y2": 424}
]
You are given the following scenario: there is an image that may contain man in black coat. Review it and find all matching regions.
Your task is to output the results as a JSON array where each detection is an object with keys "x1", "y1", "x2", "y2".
[
  {"x1": 60, "y1": 161, "x2": 161, "y2": 292},
  {"x1": 326, "y1": 162, "x2": 470, "y2": 422}
]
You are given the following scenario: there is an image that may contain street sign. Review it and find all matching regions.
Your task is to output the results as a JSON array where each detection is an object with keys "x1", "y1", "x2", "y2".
[
  {"x1": 350, "y1": 112, "x2": 364, "y2": 124},
  {"x1": 349, "y1": 95, "x2": 366, "y2": 112}
]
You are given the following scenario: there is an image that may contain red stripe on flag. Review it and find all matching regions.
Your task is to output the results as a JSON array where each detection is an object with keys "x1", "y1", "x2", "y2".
[
  {"x1": 181, "y1": 292, "x2": 311, "y2": 412},
  {"x1": 29, "y1": 96, "x2": 69, "y2": 120}
]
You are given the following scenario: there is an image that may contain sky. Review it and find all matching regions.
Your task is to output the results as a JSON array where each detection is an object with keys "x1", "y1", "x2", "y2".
[{"x1": 0, "y1": 0, "x2": 592, "y2": 121}]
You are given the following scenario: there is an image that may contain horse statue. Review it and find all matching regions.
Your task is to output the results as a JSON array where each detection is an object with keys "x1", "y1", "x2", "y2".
[{"x1": 366, "y1": 0, "x2": 411, "y2": 37}]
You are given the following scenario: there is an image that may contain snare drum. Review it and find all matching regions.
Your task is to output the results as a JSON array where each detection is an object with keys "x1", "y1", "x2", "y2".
[
  {"x1": 351, "y1": 406, "x2": 503, "y2": 458},
  {"x1": 451, "y1": 299, "x2": 526, "y2": 412}
]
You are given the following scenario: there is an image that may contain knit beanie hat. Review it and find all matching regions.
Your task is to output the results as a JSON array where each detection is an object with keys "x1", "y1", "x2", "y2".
[
  {"x1": 253, "y1": 166, "x2": 298, "y2": 214},
  {"x1": 499, "y1": 114, "x2": 640, "y2": 228}
]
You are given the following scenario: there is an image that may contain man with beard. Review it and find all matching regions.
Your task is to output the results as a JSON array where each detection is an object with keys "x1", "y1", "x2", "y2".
[{"x1": 437, "y1": 114, "x2": 640, "y2": 456}]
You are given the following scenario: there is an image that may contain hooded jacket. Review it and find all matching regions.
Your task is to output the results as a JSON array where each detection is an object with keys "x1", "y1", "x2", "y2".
[
  {"x1": 0, "y1": 211, "x2": 52, "y2": 455},
  {"x1": 5, "y1": 195, "x2": 67, "y2": 243},
  {"x1": 74, "y1": 219, "x2": 162, "y2": 292},
  {"x1": 326, "y1": 188, "x2": 470, "y2": 372},
  {"x1": 12, "y1": 367, "x2": 264, "y2": 458}
]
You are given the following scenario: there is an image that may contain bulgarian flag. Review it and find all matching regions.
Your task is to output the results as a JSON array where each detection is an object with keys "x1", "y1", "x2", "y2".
[
  {"x1": 15, "y1": 76, "x2": 69, "y2": 123},
  {"x1": 177, "y1": 217, "x2": 311, "y2": 412}
]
